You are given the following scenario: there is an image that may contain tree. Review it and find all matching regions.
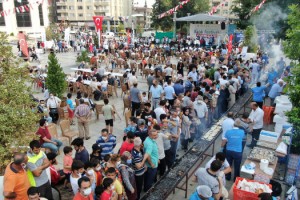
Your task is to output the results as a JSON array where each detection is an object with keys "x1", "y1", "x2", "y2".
[
  {"x1": 0, "y1": 33, "x2": 39, "y2": 173},
  {"x1": 136, "y1": 24, "x2": 143, "y2": 37},
  {"x1": 45, "y1": 24, "x2": 61, "y2": 41},
  {"x1": 283, "y1": 4, "x2": 300, "y2": 154},
  {"x1": 232, "y1": 0, "x2": 299, "y2": 38},
  {"x1": 243, "y1": 25, "x2": 258, "y2": 53},
  {"x1": 76, "y1": 51, "x2": 90, "y2": 63},
  {"x1": 151, "y1": 0, "x2": 209, "y2": 31},
  {"x1": 46, "y1": 53, "x2": 67, "y2": 98},
  {"x1": 117, "y1": 23, "x2": 125, "y2": 33}
]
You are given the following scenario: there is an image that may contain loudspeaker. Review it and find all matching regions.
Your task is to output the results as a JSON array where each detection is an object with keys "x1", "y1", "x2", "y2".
[{"x1": 221, "y1": 22, "x2": 226, "y2": 30}]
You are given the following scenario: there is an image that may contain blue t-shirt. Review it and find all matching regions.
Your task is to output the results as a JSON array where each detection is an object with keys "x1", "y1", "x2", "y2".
[
  {"x1": 67, "y1": 99, "x2": 74, "y2": 110},
  {"x1": 268, "y1": 71, "x2": 278, "y2": 85},
  {"x1": 252, "y1": 86, "x2": 266, "y2": 102},
  {"x1": 173, "y1": 83, "x2": 184, "y2": 96},
  {"x1": 268, "y1": 83, "x2": 282, "y2": 99},
  {"x1": 225, "y1": 128, "x2": 245, "y2": 152},
  {"x1": 189, "y1": 191, "x2": 214, "y2": 200},
  {"x1": 164, "y1": 86, "x2": 175, "y2": 100}
]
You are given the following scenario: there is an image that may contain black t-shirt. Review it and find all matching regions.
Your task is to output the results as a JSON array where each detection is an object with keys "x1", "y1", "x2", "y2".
[{"x1": 141, "y1": 111, "x2": 156, "y2": 124}]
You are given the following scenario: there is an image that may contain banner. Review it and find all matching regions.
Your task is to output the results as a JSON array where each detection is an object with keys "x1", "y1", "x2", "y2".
[
  {"x1": 127, "y1": 29, "x2": 131, "y2": 45},
  {"x1": 93, "y1": 16, "x2": 104, "y2": 31},
  {"x1": 64, "y1": 27, "x2": 70, "y2": 42},
  {"x1": 158, "y1": 0, "x2": 191, "y2": 19},
  {"x1": 18, "y1": 32, "x2": 29, "y2": 57}
]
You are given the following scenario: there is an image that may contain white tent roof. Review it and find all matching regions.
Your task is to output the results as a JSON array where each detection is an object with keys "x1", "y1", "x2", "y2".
[{"x1": 176, "y1": 13, "x2": 226, "y2": 22}]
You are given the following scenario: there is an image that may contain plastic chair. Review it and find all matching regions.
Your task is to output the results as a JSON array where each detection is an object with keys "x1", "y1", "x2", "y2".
[
  {"x1": 59, "y1": 120, "x2": 78, "y2": 144},
  {"x1": 123, "y1": 94, "x2": 131, "y2": 115},
  {"x1": 47, "y1": 123, "x2": 69, "y2": 145}
]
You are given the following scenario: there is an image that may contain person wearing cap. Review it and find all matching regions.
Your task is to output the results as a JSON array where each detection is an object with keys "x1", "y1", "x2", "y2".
[{"x1": 189, "y1": 185, "x2": 214, "y2": 200}]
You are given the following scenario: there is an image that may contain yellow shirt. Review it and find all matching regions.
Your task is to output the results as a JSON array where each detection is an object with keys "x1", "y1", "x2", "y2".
[{"x1": 114, "y1": 179, "x2": 123, "y2": 195}]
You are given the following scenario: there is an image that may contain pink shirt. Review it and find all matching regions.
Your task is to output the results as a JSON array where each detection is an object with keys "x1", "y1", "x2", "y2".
[{"x1": 63, "y1": 155, "x2": 73, "y2": 174}]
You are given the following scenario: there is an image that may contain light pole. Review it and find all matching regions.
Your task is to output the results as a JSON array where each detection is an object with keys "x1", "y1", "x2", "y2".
[
  {"x1": 173, "y1": 11, "x2": 177, "y2": 40},
  {"x1": 187, "y1": 13, "x2": 191, "y2": 36}
]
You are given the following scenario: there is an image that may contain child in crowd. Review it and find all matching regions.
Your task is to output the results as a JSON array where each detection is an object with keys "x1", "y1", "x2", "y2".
[
  {"x1": 70, "y1": 160, "x2": 85, "y2": 195},
  {"x1": 123, "y1": 117, "x2": 137, "y2": 141},
  {"x1": 142, "y1": 91, "x2": 148, "y2": 103},
  {"x1": 105, "y1": 167, "x2": 124, "y2": 200},
  {"x1": 63, "y1": 146, "x2": 73, "y2": 189}
]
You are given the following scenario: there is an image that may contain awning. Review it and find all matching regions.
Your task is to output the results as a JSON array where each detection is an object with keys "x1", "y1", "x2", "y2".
[{"x1": 176, "y1": 13, "x2": 226, "y2": 22}]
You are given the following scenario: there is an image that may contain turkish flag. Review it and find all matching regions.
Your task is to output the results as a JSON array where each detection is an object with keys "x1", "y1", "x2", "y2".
[
  {"x1": 18, "y1": 32, "x2": 29, "y2": 57},
  {"x1": 227, "y1": 34, "x2": 233, "y2": 54},
  {"x1": 93, "y1": 16, "x2": 104, "y2": 31}
]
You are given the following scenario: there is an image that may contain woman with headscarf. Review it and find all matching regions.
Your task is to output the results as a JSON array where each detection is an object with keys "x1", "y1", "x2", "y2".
[
  {"x1": 181, "y1": 107, "x2": 192, "y2": 150},
  {"x1": 118, "y1": 151, "x2": 137, "y2": 200}
]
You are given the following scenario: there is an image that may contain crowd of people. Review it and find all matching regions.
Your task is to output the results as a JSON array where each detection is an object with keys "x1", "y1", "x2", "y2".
[{"x1": 4, "y1": 33, "x2": 291, "y2": 200}]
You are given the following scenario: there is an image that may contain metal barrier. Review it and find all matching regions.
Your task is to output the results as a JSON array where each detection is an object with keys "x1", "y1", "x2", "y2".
[{"x1": 141, "y1": 89, "x2": 253, "y2": 200}]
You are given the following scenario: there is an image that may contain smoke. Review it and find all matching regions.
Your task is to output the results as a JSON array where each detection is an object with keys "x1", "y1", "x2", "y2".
[
  {"x1": 250, "y1": 3, "x2": 287, "y2": 32},
  {"x1": 250, "y1": 2, "x2": 289, "y2": 70}
]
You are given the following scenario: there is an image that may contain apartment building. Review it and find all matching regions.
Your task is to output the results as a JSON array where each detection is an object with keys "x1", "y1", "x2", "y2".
[
  {"x1": 0, "y1": 0, "x2": 49, "y2": 37},
  {"x1": 55, "y1": 0, "x2": 133, "y2": 30},
  {"x1": 209, "y1": 0, "x2": 236, "y2": 18}
]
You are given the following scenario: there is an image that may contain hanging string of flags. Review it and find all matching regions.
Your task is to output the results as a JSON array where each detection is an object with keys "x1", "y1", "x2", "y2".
[
  {"x1": 208, "y1": 0, "x2": 229, "y2": 15},
  {"x1": 0, "y1": 0, "x2": 45, "y2": 17},
  {"x1": 245, "y1": 0, "x2": 267, "y2": 18},
  {"x1": 158, "y1": 0, "x2": 191, "y2": 19}
]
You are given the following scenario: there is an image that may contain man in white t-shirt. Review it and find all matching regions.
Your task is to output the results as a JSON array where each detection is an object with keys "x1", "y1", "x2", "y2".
[
  {"x1": 205, "y1": 152, "x2": 231, "y2": 184},
  {"x1": 70, "y1": 160, "x2": 85, "y2": 195}
]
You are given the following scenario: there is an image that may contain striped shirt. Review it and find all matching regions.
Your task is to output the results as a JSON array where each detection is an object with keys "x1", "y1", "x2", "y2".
[
  {"x1": 131, "y1": 149, "x2": 145, "y2": 176},
  {"x1": 96, "y1": 135, "x2": 117, "y2": 158},
  {"x1": 74, "y1": 104, "x2": 90, "y2": 117}
]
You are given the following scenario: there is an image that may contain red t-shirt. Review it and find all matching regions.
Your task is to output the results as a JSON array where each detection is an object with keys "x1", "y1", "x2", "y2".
[
  {"x1": 49, "y1": 165, "x2": 60, "y2": 185},
  {"x1": 119, "y1": 141, "x2": 134, "y2": 155},
  {"x1": 100, "y1": 191, "x2": 112, "y2": 200},
  {"x1": 73, "y1": 192, "x2": 94, "y2": 200},
  {"x1": 191, "y1": 91, "x2": 198, "y2": 102},
  {"x1": 36, "y1": 127, "x2": 51, "y2": 145}
]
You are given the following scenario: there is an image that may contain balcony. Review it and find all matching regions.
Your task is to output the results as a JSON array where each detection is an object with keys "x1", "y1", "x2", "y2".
[
  {"x1": 94, "y1": 0, "x2": 110, "y2": 6},
  {"x1": 57, "y1": 9, "x2": 68, "y2": 13},
  {"x1": 56, "y1": 1, "x2": 67, "y2": 6}
]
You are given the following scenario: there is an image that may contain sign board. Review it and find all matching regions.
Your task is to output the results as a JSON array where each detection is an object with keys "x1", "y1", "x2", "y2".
[{"x1": 190, "y1": 23, "x2": 224, "y2": 38}]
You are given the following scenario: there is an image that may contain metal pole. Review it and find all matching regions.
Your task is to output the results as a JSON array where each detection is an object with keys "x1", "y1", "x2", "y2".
[
  {"x1": 107, "y1": 20, "x2": 111, "y2": 32},
  {"x1": 187, "y1": 13, "x2": 191, "y2": 36},
  {"x1": 173, "y1": 11, "x2": 177, "y2": 40},
  {"x1": 132, "y1": 19, "x2": 135, "y2": 45},
  {"x1": 98, "y1": 30, "x2": 101, "y2": 48}
]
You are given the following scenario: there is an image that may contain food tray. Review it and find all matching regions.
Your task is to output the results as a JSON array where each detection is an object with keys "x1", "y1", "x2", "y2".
[
  {"x1": 247, "y1": 147, "x2": 276, "y2": 165},
  {"x1": 256, "y1": 140, "x2": 278, "y2": 150}
]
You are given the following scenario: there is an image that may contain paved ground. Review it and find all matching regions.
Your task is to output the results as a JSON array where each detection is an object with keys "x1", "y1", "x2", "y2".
[{"x1": 24, "y1": 48, "x2": 289, "y2": 200}]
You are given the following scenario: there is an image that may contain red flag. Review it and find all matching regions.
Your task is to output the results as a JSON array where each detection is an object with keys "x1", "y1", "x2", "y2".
[
  {"x1": 93, "y1": 16, "x2": 104, "y2": 31},
  {"x1": 127, "y1": 29, "x2": 131, "y2": 45},
  {"x1": 18, "y1": 32, "x2": 29, "y2": 57},
  {"x1": 227, "y1": 34, "x2": 233, "y2": 54}
]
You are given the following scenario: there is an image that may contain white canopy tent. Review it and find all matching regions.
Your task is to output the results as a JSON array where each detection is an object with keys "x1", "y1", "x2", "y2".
[{"x1": 176, "y1": 13, "x2": 226, "y2": 22}]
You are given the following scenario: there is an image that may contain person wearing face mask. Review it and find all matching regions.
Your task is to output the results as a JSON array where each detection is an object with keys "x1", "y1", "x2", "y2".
[
  {"x1": 90, "y1": 158, "x2": 103, "y2": 187},
  {"x1": 46, "y1": 93, "x2": 61, "y2": 123},
  {"x1": 73, "y1": 176, "x2": 93, "y2": 200},
  {"x1": 141, "y1": 103, "x2": 156, "y2": 126},
  {"x1": 119, "y1": 131, "x2": 135, "y2": 155},
  {"x1": 3, "y1": 152, "x2": 30, "y2": 200},
  {"x1": 90, "y1": 143, "x2": 102, "y2": 161},
  {"x1": 96, "y1": 129, "x2": 117, "y2": 159},
  {"x1": 46, "y1": 152, "x2": 65, "y2": 186},
  {"x1": 71, "y1": 138, "x2": 89, "y2": 164},
  {"x1": 83, "y1": 162, "x2": 96, "y2": 192},
  {"x1": 95, "y1": 178, "x2": 118, "y2": 200},
  {"x1": 70, "y1": 160, "x2": 85, "y2": 195},
  {"x1": 118, "y1": 151, "x2": 137, "y2": 200}
]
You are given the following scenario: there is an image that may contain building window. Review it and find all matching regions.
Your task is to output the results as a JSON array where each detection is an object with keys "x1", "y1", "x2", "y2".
[
  {"x1": 78, "y1": 6, "x2": 83, "y2": 10},
  {"x1": 0, "y1": 0, "x2": 5, "y2": 26},
  {"x1": 225, "y1": 2, "x2": 228, "y2": 6},
  {"x1": 69, "y1": 6, "x2": 74, "y2": 10},
  {"x1": 38, "y1": 4, "x2": 44, "y2": 26},
  {"x1": 77, "y1": 0, "x2": 82, "y2": 2},
  {"x1": 86, "y1": 6, "x2": 91, "y2": 10},
  {"x1": 14, "y1": 0, "x2": 32, "y2": 27},
  {"x1": 78, "y1": 14, "x2": 83, "y2": 17}
]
